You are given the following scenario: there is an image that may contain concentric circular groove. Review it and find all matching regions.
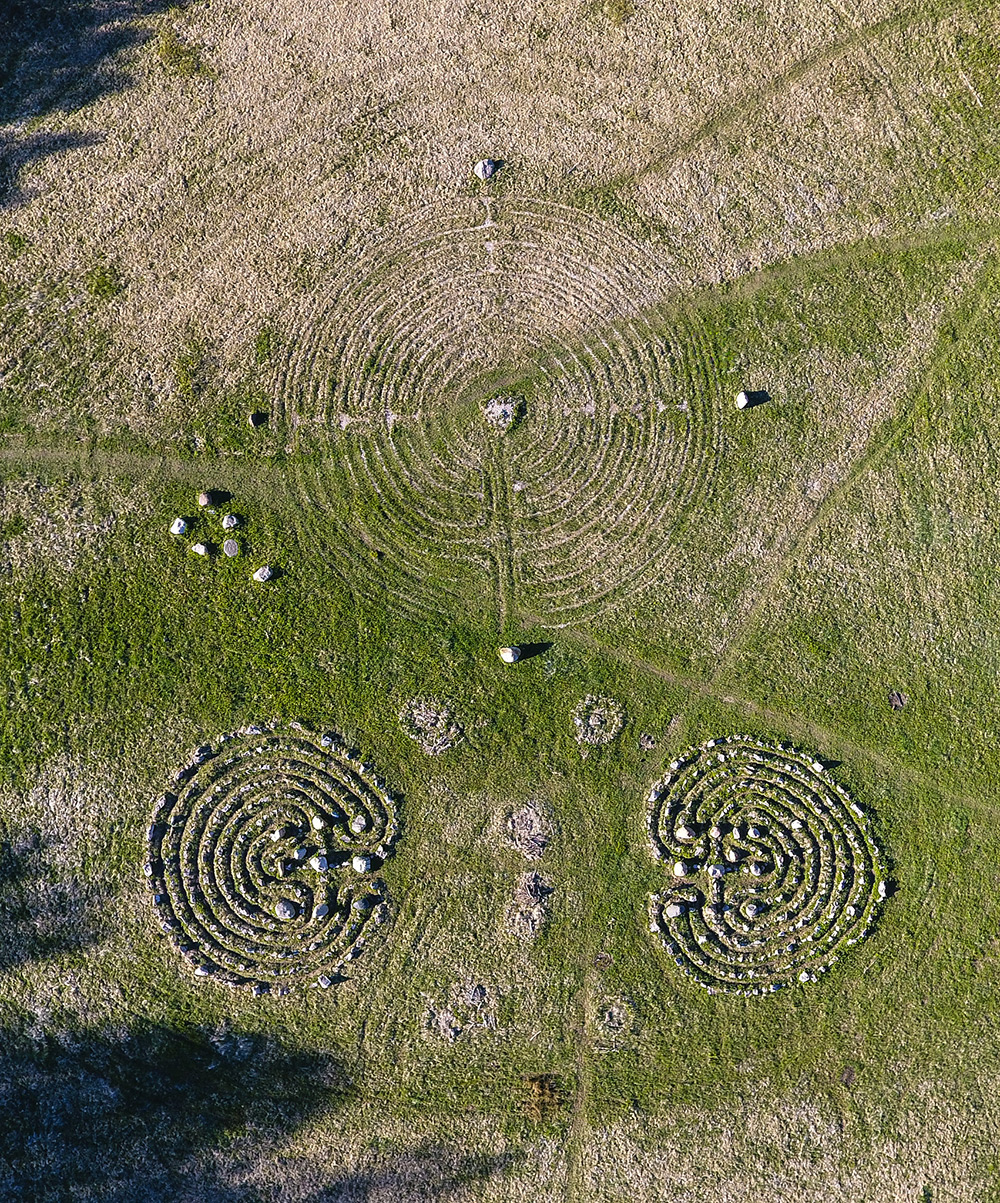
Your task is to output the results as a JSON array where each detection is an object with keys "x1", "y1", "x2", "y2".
[
  {"x1": 277, "y1": 198, "x2": 723, "y2": 627},
  {"x1": 647, "y1": 736, "x2": 884, "y2": 995},
  {"x1": 147, "y1": 724, "x2": 399, "y2": 994}
]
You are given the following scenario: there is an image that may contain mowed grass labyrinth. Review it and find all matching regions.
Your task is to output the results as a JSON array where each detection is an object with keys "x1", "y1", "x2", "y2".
[{"x1": 4, "y1": 1, "x2": 1000, "y2": 1199}]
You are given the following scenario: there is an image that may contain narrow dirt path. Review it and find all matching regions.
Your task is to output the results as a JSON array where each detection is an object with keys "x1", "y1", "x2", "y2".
[
  {"x1": 556, "y1": 622, "x2": 1000, "y2": 822},
  {"x1": 709, "y1": 245, "x2": 995, "y2": 686}
]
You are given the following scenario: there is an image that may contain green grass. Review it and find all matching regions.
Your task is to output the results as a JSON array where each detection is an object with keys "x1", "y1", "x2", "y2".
[
  {"x1": 156, "y1": 26, "x2": 210, "y2": 77},
  {"x1": 7, "y1": 13, "x2": 1000, "y2": 1196}
]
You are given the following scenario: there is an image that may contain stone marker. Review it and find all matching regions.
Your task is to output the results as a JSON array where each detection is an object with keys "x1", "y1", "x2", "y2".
[
  {"x1": 664, "y1": 902, "x2": 684, "y2": 919},
  {"x1": 474, "y1": 158, "x2": 499, "y2": 180},
  {"x1": 350, "y1": 814, "x2": 368, "y2": 834},
  {"x1": 252, "y1": 565, "x2": 273, "y2": 582},
  {"x1": 223, "y1": 539, "x2": 239, "y2": 557},
  {"x1": 191, "y1": 542, "x2": 208, "y2": 556},
  {"x1": 197, "y1": 491, "x2": 212, "y2": 507},
  {"x1": 275, "y1": 898, "x2": 297, "y2": 920},
  {"x1": 317, "y1": 974, "x2": 332, "y2": 988},
  {"x1": 311, "y1": 815, "x2": 326, "y2": 830},
  {"x1": 675, "y1": 824, "x2": 696, "y2": 842},
  {"x1": 314, "y1": 903, "x2": 329, "y2": 919},
  {"x1": 498, "y1": 646, "x2": 521, "y2": 664},
  {"x1": 673, "y1": 860, "x2": 691, "y2": 877},
  {"x1": 309, "y1": 854, "x2": 328, "y2": 871},
  {"x1": 736, "y1": 391, "x2": 750, "y2": 409},
  {"x1": 170, "y1": 517, "x2": 187, "y2": 535},
  {"x1": 352, "y1": 855, "x2": 371, "y2": 873},
  {"x1": 222, "y1": 514, "x2": 238, "y2": 530}
]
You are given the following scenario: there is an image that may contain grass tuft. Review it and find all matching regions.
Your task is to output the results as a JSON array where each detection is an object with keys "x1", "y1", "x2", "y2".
[{"x1": 156, "y1": 27, "x2": 210, "y2": 77}]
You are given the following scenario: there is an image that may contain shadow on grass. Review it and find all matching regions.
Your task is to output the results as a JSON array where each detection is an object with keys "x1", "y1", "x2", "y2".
[
  {"x1": 0, "y1": 1016, "x2": 519, "y2": 1201},
  {"x1": 310, "y1": 1144, "x2": 516, "y2": 1202},
  {"x1": 0, "y1": 823, "x2": 105, "y2": 970},
  {"x1": 0, "y1": 1019, "x2": 354, "y2": 1201},
  {"x1": 0, "y1": 0, "x2": 176, "y2": 208}
]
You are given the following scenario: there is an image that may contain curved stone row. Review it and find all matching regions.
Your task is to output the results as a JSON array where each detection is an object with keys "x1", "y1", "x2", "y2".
[
  {"x1": 277, "y1": 197, "x2": 723, "y2": 627},
  {"x1": 146, "y1": 724, "x2": 398, "y2": 994},
  {"x1": 647, "y1": 736, "x2": 884, "y2": 995}
]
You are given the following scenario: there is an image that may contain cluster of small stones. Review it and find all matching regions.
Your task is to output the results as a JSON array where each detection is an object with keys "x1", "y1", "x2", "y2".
[
  {"x1": 398, "y1": 697, "x2": 465, "y2": 755},
  {"x1": 571, "y1": 695, "x2": 624, "y2": 746},
  {"x1": 168, "y1": 492, "x2": 272, "y2": 582},
  {"x1": 146, "y1": 723, "x2": 399, "y2": 994},
  {"x1": 482, "y1": 394, "x2": 522, "y2": 433},
  {"x1": 646, "y1": 736, "x2": 885, "y2": 996}
]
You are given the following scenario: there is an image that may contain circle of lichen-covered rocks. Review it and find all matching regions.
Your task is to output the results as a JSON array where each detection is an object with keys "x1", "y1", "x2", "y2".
[
  {"x1": 571, "y1": 695, "x2": 624, "y2": 746},
  {"x1": 646, "y1": 736, "x2": 884, "y2": 995},
  {"x1": 146, "y1": 723, "x2": 398, "y2": 994}
]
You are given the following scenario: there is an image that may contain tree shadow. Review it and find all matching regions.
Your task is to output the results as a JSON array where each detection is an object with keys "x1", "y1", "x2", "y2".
[
  {"x1": 0, "y1": 823, "x2": 106, "y2": 970},
  {"x1": 0, "y1": 0, "x2": 176, "y2": 209},
  {"x1": 0, "y1": 1019, "x2": 354, "y2": 1202},
  {"x1": 308, "y1": 1143, "x2": 516, "y2": 1202}
]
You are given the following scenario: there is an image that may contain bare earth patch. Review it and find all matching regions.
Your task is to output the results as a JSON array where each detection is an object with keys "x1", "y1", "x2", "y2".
[
  {"x1": 508, "y1": 871, "x2": 553, "y2": 940},
  {"x1": 398, "y1": 697, "x2": 465, "y2": 755},
  {"x1": 505, "y1": 803, "x2": 551, "y2": 861}
]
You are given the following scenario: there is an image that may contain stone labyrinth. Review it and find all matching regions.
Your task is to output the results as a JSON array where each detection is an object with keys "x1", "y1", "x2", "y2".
[
  {"x1": 147, "y1": 724, "x2": 398, "y2": 994},
  {"x1": 276, "y1": 198, "x2": 723, "y2": 628},
  {"x1": 647, "y1": 737, "x2": 884, "y2": 995}
]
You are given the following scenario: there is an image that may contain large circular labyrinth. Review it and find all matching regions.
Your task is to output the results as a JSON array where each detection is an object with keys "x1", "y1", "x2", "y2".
[
  {"x1": 647, "y1": 737, "x2": 884, "y2": 995},
  {"x1": 146, "y1": 724, "x2": 398, "y2": 994},
  {"x1": 277, "y1": 198, "x2": 724, "y2": 627}
]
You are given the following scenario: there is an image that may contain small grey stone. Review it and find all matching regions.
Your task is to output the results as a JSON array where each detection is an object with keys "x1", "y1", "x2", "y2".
[
  {"x1": 275, "y1": 898, "x2": 297, "y2": 920},
  {"x1": 223, "y1": 539, "x2": 239, "y2": 557},
  {"x1": 221, "y1": 514, "x2": 238, "y2": 530},
  {"x1": 473, "y1": 158, "x2": 499, "y2": 180}
]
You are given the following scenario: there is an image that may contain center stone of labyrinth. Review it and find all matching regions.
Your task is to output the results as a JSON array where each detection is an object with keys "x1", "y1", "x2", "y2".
[
  {"x1": 647, "y1": 737, "x2": 885, "y2": 996},
  {"x1": 146, "y1": 725, "x2": 398, "y2": 995},
  {"x1": 278, "y1": 198, "x2": 722, "y2": 626}
]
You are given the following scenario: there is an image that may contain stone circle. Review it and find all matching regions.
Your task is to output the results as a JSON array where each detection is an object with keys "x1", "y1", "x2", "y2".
[
  {"x1": 398, "y1": 696, "x2": 464, "y2": 755},
  {"x1": 571, "y1": 695, "x2": 624, "y2": 746},
  {"x1": 646, "y1": 735, "x2": 885, "y2": 995},
  {"x1": 147, "y1": 723, "x2": 399, "y2": 993}
]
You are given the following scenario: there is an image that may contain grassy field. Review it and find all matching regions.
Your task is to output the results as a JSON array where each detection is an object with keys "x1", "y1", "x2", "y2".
[{"x1": 2, "y1": 0, "x2": 1000, "y2": 1199}]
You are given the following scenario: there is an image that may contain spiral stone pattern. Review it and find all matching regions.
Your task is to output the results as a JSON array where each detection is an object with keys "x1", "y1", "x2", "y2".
[
  {"x1": 647, "y1": 736, "x2": 883, "y2": 995},
  {"x1": 277, "y1": 198, "x2": 723, "y2": 627},
  {"x1": 147, "y1": 724, "x2": 398, "y2": 994}
]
